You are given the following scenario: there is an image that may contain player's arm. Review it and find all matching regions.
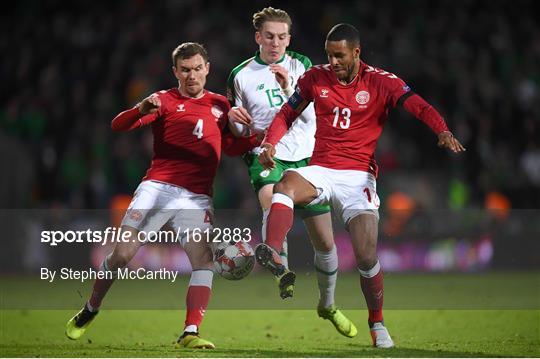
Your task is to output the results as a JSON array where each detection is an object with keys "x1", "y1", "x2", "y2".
[
  {"x1": 269, "y1": 64, "x2": 295, "y2": 97},
  {"x1": 228, "y1": 106, "x2": 253, "y2": 136},
  {"x1": 111, "y1": 95, "x2": 160, "y2": 132},
  {"x1": 217, "y1": 99, "x2": 261, "y2": 156},
  {"x1": 221, "y1": 128, "x2": 263, "y2": 157},
  {"x1": 258, "y1": 93, "x2": 311, "y2": 169},
  {"x1": 399, "y1": 93, "x2": 466, "y2": 153},
  {"x1": 226, "y1": 70, "x2": 252, "y2": 136},
  {"x1": 269, "y1": 54, "x2": 312, "y2": 98}
]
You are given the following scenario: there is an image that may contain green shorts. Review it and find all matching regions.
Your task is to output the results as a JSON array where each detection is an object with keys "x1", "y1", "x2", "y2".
[{"x1": 243, "y1": 153, "x2": 331, "y2": 215}]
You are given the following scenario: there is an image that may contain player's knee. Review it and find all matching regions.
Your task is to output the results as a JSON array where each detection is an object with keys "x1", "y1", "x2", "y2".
[
  {"x1": 354, "y1": 241, "x2": 377, "y2": 269},
  {"x1": 190, "y1": 253, "x2": 213, "y2": 270},
  {"x1": 110, "y1": 248, "x2": 136, "y2": 268},
  {"x1": 273, "y1": 177, "x2": 295, "y2": 199},
  {"x1": 356, "y1": 255, "x2": 378, "y2": 271},
  {"x1": 307, "y1": 227, "x2": 334, "y2": 252},
  {"x1": 319, "y1": 240, "x2": 334, "y2": 252},
  {"x1": 186, "y1": 244, "x2": 213, "y2": 269}
]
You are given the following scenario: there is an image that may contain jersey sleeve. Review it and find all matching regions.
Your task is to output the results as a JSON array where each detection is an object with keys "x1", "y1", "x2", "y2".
[
  {"x1": 216, "y1": 98, "x2": 232, "y2": 132},
  {"x1": 111, "y1": 92, "x2": 163, "y2": 131},
  {"x1": 379, "y1": 72, "x2": 413, "y2": 108},
  {"x1": 226, "y1": 71, "x2": 244, "y2": 107},
  {"x1": 402, "y1": 93, "x2": 449, "y2": 134},
  {"x1": 139, "y1": 91, "x2": 165, "y2": 125},
  {"x1": 291, "y1": 68, "x2": 315, "y2": 106}
]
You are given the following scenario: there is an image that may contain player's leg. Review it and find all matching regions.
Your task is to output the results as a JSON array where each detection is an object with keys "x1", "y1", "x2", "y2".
[
  {"x1": 348, "y1": 213, "x2": 393, "y2": 348},
  {"x1": 303, "y1": 212, "x2": 357, "y2": 338},
  {"x1": 259, "y1": 184, "x2": 289, "y2": 268},
  {"x1": 176, "y1": 239, "x2": 215, "y2": 349},
  {"x1": 66, "y1": 180, "x2": 175, "y2": 340},
  {"x1": 304, "y1": 213, "x2": 336, "y2": 308},
  {"x1": 247, "y1": 153, "x2": 291, "y2": 268},
  {"x1": 66, "y1": 225, "x2": 143, "y2": 340},
  {"x1": 333, "y1": 170, "x2": 392, "y2": 347},
  {"x1": 172, "y1": 191, "x2": 215, "y2": 349},
  {"x1": 256, "y1": 170, "x2": 319, "y2": 298}
]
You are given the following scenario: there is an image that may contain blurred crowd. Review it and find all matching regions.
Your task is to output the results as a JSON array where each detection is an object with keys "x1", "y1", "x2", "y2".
[{"x1": 1, "y1": 0, "x2": 538, "y2": 210}]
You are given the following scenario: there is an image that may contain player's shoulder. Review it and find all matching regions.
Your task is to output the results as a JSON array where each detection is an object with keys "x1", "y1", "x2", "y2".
[
  {"x1": 227, "y1": 57, "x2": 255, "y2": 83},
  {"x1": 205, "y1": 91, "x2": 230, "y2": 108},
  {"x1": 300, "y1": 64, "x2": 332, "y2": 81},
  {"x1": 153, "y1": 88, "x2": 179, "y2": 99},
  {"x1": 285, "y1": 50, "x2": 312, "y2": 70},
  {"x1": 361, "y1": 62, "x2": 404, "y2": 85},
  {"x1": 150, "y1": 88, "x2": 180, "y2": 106}
]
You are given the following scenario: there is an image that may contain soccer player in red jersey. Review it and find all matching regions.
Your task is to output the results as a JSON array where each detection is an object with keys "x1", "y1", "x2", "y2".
[
  {"x1": 65, "y1": 43, "x2": 259, "y2": 349},
  {"x1": 257, "y1": 24, "x2": 465, "y2": 348}
]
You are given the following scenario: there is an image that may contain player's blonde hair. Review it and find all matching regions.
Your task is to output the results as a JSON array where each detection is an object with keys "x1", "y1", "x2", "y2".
[
  {"x1": 171, "y1": 42, "x2": 208, "y2": 66},
  {"x1": 252, "y1": 7, "x2": 292, "y2": 33}
]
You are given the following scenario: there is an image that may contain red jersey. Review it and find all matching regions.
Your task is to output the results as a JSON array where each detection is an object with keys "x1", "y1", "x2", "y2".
[
  {"x1": 112, "y1": 88, "x2": 259, "y2": 196},
  {"x1": 142, "y1": 88, "x2": 229, "y2": 195},
  {"x1": 265, "y1": 62, "x2": 449, "y2": 175}
]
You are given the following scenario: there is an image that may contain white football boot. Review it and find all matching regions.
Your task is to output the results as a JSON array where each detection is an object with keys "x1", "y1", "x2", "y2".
[{"x1": 370, "y1": 322, "x2": 395, "y2": 348}]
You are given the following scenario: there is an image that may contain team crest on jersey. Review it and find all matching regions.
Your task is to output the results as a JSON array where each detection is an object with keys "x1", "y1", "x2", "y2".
[
  {"x1": 320, "y1": 88, "x2": 329, "y2": 98},
  {"x1": 355, "y1": 91, "x2": 370, "y2": 106},
  {"x1": 211, "y1": 105, "x2": 224, "y2": 119},
  {"x1": 259, "y1": 169, "x2": 270, "y2": 178}
]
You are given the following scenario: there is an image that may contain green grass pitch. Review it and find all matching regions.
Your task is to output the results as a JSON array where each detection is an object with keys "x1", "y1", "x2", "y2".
[{"x1": 1, "y1": 272, "x2": 539, "y2": 357}]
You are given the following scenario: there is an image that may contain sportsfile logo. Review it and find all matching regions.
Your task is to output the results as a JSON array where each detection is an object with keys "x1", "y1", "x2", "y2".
[{"x1": 40, "y1": 227, "x2": 252, "y2": 246}]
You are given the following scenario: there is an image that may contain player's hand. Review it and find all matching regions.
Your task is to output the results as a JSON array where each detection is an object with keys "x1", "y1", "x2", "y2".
[
  {"x1": 255, "y1": 130, "x2": 267, "y2": 144},
  {"x1": 438, "y1": 131, "x2": 466, "y2": 153},
  {"x1": 229, "y1": 106, "x2": 253, "y2": 126},
  {"x1": 138, "y1": 95, "x2": 161, "y2": 115},
  {"x1": 258, "y1": 143, "x2": 276, "y2": 170},
  {"x1": 269, "y1": 64, "x2": 290, "y2": 90}
]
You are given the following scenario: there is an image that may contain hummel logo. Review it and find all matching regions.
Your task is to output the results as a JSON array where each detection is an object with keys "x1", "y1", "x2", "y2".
[
  {"x1": 177, "y1": 104, "x2": 185, "y2": 112},
  {"x1": 320, "y1": 89, "x2": 329, "y2": 98}
]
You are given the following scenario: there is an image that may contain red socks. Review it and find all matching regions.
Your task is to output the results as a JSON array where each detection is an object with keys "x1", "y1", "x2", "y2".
[
  {"x1": 185, "y1": 286, "x2": 212, "y2": 329},
  {"x1": 265, "y1": 194, "x2": 294, "y2": 252},
  {"x1": 88, "y1": 255, "x2": 115, "y2": 310},
  {"x1": 184, "y1": 270, "x2": 213, "y2": 331},
  {"x1": 359, "y1": 261, "x2": 384, "y2": 323},
  {"x1": 88, "y1": 277, "x2": 115, "y2": 310}
]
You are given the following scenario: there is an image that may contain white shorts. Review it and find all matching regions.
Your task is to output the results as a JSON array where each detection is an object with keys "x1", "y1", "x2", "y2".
[
  {"x1": 121, "y1": 180, "x2": 213, "y2": 246},
  {"x1": 285, "y1": 165, "x2": 380, "y2": 225}
]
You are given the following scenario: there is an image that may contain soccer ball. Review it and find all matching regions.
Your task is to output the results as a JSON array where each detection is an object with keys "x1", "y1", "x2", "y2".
[{"x1": 213, "y1": 241, "x2": 255, "y2": 280}]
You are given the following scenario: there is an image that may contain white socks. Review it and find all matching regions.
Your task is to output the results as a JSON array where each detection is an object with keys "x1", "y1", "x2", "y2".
[
  {"x1": 314, "y1": 245, "x2": 338, "y2": 309},
  {"x1": 188, "y1": 269, "x2": 213, "y2": 288}
]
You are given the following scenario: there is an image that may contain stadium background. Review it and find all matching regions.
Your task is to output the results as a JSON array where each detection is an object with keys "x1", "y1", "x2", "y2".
[
  {"x1": 1, "y1": 0, "x2": 539, "y2": 276},
  {"x1": 1, "y1": 1, "x2": 539, "y2": 357}
]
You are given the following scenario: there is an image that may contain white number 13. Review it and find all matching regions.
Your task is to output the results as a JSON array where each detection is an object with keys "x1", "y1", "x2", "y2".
[{"x1": 332, "y1": 107, "x2": 351, "y2": 129}]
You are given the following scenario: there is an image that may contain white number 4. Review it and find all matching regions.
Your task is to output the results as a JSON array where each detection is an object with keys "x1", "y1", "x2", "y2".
[{"x1": 192, "y1": 119, "x2": 204, "y2": 139}]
